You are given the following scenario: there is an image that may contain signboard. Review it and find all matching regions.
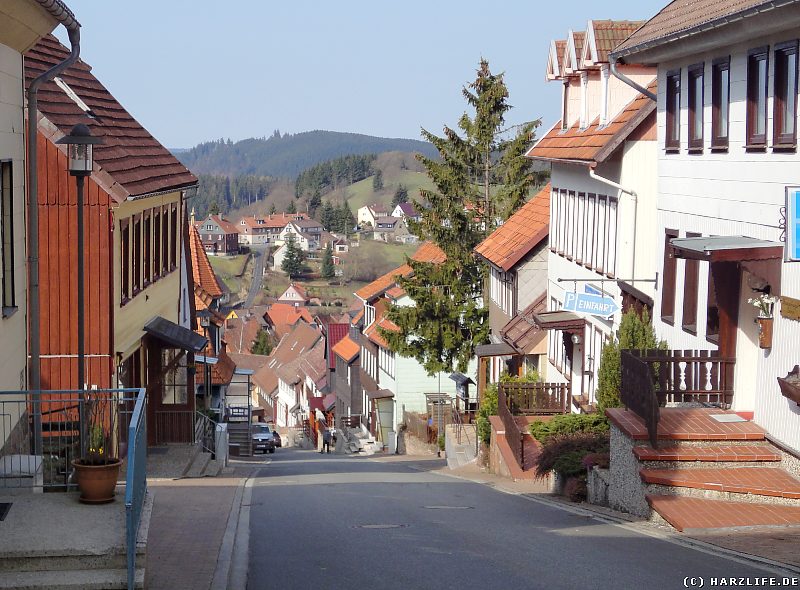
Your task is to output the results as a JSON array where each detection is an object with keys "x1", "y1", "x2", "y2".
[
  {"x1": 584, "y1": 284, "x2": 602, "y2": 296},
  {"x1": 788, "y1": 187, "x2": 800, "y2": 262},
  {"x1": 564, "y1": 291, "x2": 620, "y2": 319}
]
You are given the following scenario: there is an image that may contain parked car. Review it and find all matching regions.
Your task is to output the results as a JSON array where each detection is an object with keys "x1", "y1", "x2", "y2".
[
  {"x1": 252, "y1": 424, "x2": 275, "y2": 454},
  {"x1": 272, "y1": 430, "x2": 282, "y2": 448}
]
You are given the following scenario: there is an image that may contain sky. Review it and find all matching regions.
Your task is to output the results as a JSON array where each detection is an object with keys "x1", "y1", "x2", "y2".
[{"x1": 55, "y1": 0, "x2": 667, "y2": 150}]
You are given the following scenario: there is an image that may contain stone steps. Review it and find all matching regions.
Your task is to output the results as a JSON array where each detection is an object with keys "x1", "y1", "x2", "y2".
[
  {"x1": 634, "y1": 444, "x2": 781, "y2": 462},
  {"x1": 641, "y1": 466, "x2": 800, "y2": 503},
  {"x1": 645, "y1": 495, "x2": 800, "y2": 532},
  {"x1": 184, "y1": 451, "x2": 212, "y2": 478}
]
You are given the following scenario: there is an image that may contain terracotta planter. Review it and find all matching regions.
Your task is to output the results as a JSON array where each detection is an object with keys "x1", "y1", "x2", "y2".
[
  {"x1": 777, "y1": 366, "x2": 800, "y2": 405},
  {"x1": 757, "y1": 316, "x2": 773, "y2": 349},
  {"x1": 71, "y1": 459, "x2": 122, "y2": 504}
]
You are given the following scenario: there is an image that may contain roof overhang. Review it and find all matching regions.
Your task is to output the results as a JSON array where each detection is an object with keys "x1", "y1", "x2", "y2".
[
  {"x1": 670, "y1": 236, "x2": 784, "y2": 262},
  {"x1": 366, "y1": 389, "x2": 394, "y2": 400},
  {"x1": 532, "y1": 311, "x2": 585, "y2": 333},
  {"x1": 475, "y1": 342, "x2": 516, "y2": 357},
  {"x1": 144, "y1": 316, "x2": 208, "y2": 352}
]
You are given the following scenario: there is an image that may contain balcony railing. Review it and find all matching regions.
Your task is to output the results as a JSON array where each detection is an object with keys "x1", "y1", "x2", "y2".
[
  {"x1": 620, "y1": 349, "x2": 736, "y2": 447},
  {"x1": 499, "y1": 382, "x2": 571, "y2": 415}
]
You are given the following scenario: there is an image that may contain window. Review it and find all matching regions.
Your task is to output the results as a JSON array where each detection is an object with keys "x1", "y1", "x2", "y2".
[
  {"x1": 666, "y1": 70, "x2": 681, "y2": 151},
  {"x1": 688, "y1": 64, "x2": 704, "y2": 152},
  {"x1": 712, "y1": 57, "x2": 730, "y2": 149},
  {"x1": 162, "y1": 349, "x2": 188, "y2": 404},
  {"x1": 706, "y1": 265, "x2": 719, "y2": 343},
  {"x1": 585, "y1": 194, "x2": 596, "y2": 268},
  {"x1": 143, "y1": 210, "x2": 152, "y2": 285},
  {"x1": 747, "y1": 47, "x2": 769, "y2": 148},
  {"x1": 561, "y1": 81, "x2": 569, "y2": 130},
  {"x1": 774, "y1": 41, "x2": 799, "y2": 148},
  {"x1": 682, "y1": 232, "x2": 701, "y2": 334},
  {"x1": 120, "y1": 218, "x2": 130, "y2": 303},
  {"x1": 1, "y1": 161, "x2": 15, "y2": 314},
  {"x1": 161, "y1": 206, "x2": 169, "y2": 275},
  {"x1": 153, "y1": 208, "x2": 161, "y2": 279},
  {"x1": 170, "y1": 204, "x2": 178, "y2": 269},
  {"x1": 132, "y1": 214, "x2": 142, "y2": 294},
  {"x1": 661, "y1": 229, "x2": 679, "y2": 324}
]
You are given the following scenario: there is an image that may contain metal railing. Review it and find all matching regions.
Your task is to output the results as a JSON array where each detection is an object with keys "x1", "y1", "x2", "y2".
[
  {"x1": 497, "y1": 385, "x2": 524, "y2": 469},
  {"x1": 0, "y1": 389, "x2": 139, "y2": 491},
  {"x1": 194, "y1": 411, "x2": 216, "y2": 455},
  {"x1": 125, "y1": 388, "x2": 147, "y2": 590},
  {"x1": 499, "y1": 382, "x2": 571, "y2": 415},
  {"x1": 620, "y1": 350, "x2": 660, "y2": 448}
]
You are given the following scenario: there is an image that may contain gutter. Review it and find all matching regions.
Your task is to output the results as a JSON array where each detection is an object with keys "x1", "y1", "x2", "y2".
[
  {"x1": 27, "y1": 1, "x2": 81, "y2": 454},
  {"x1": 610, "y1": 57, "x2": 656, "y2": 102}
]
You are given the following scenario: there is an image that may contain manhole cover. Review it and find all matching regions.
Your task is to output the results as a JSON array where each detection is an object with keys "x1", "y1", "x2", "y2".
[
  {"x1": 353, "y1": 524, "x2": 408, "y2": 529},
  {"x1": 423, "y1": 506, "x2": 474, "y2": 510},
  {"x1": 0, "y1": 503, "x2": 11, "y2": 522}
]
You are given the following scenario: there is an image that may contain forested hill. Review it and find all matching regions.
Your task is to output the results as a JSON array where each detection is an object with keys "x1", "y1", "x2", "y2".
[{"x1": 175, "y1": 130, "x2": 438, "y2": 178}]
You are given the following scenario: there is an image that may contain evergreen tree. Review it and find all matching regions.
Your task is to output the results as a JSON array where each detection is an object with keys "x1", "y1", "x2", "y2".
[
  {"x1": 321, "y1": 242, "x2": 335, "y2": 279},
  {"x1": 320, "y1": 201, "x2": 336, "y2": 231},
  {"x1": 335, "y1": 202, "x2": 355, "y2": 235},
  {"x1": 209, "y1": 201, "x2": 220, "y2": 215},
  {"x1": 308, "y1": 189, "x2": 322, "y2": 218},
  {"x1": 251, "y1": 329, "x2": 273, "y2": 356},
  {"x1": 269, "y1": 202, "x2": 277, "y2": 214},
  {"x1": 391, "y1": 184, "x2": 409, "y2": 207},
  {"x1": 372, "y1": 169, "x2": 384, "y2": 191},
  {"x1": 280, "y1": 239, "x2": 306, "y2": 278},
  {"x1": 287, "y1": 199, "x2": 297, "y2": 214},
  {"x1": 381, "y1": 60, "x2": 539, "y2": 375}
]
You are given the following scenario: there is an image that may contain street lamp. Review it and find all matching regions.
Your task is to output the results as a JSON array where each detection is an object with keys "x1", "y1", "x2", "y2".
[{"x1": 55, "y1": 124, "x2": 103, "y2": 454}]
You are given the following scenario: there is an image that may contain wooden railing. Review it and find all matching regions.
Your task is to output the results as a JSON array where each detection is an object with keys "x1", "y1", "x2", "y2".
[
  {"x1": 499, "y1": 382, "x2": 571, "y2": 415},
  {"x1": 497, "y1": 385, "x2": 524, "y2": 470},
  {"x1": 620, "y1": 349, "x2": 736, "y2": 448},
  {"x1": 341, "y1": 415, "x2": 363, "y2": 429}
]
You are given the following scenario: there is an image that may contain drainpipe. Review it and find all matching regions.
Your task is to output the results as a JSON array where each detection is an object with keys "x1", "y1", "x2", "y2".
[
  {"x1": 610, "y1": 56, "x2": 657, "y2": 102},
  {"x1": 588, "y1": 165, "x2": 639, "y2": 286},
  {"x1": 27, "y1": 2, "x2": 81, "y2": 455}
]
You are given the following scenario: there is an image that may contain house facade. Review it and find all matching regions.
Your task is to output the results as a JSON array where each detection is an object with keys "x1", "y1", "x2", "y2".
[
  {"x1": 612, "y1": 0, "x2": 800, "y2": 451},
  {"x1": 237, "y1": 216, "x2": 271, "y2": 246},
  {"x1": 392, "y1": 202, "x2": 421, "y2": 222},
  {"x1": 197, "y1": 214, "x2": 239, "y2": 255},
  {"x1": 277, "y1": 221, "x2": 317, "y2": 251},
  {"x1": 26, "y1": 35, "x2": 205, "y2": 445},
  {"x1": 373, "y1": 216, "x2": 412, "y2": 243},
  {"x1": 357, "y1": 203, "x2": 388, "y2": 228},
  {"x1": 278, "y1": 283, "x2": 309, "y2": 307},
  {"x1": 527, "y1": 21, "x2": 658, "y2": 410},
  {"x1": 474, "y1": 184, "x2": 551, "y2": 394}
]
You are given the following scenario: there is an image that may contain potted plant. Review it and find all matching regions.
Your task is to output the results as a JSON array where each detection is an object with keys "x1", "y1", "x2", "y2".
[
  {"x1": 747, "y1": 293, "x2": 777, "y2": 349},
  {"x1": 71, "y1": 395, "x2": 122, "y2": 504}
]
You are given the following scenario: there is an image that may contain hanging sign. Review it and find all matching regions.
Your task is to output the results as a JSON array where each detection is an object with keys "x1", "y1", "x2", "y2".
[
  {"x1": 564, "y1": 291, "x2": 620, "y2": 319},
  {"x1": 787, "y1": 187, "x2": 800, "y2": 262}
]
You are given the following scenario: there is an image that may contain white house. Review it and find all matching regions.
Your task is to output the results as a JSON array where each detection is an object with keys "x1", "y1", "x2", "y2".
[
  {"x1": 277, "y1": 283, "x2": 309, "y2": 307},
  {"x1": 391, "y1": 202, "x2": 421, "y2": 222},
  {"x1": 357, "y1": 203, "x2": 388, "y2": 228},
  {"x1": 276, "y1": 221, "x2": 317, "y2": 251},
  {"x1": 526, "y1": 20, "x2": 658, "y2": 410},
  {"x1": 612, "y1": 1, "x2": 800, "y2": 452},
  {"x1": 237, "y1": 216, "x2": 271, "y2": 246}
]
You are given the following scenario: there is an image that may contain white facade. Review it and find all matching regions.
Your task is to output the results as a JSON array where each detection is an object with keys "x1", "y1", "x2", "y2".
[{"x1": 647, "y1": 26, "x2": 800, "y2": 451}]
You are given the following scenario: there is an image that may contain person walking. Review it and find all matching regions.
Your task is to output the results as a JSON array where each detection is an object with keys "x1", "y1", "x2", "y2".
[{"x1": 321, "y1": 427, "x2": 332, "y2": 454}]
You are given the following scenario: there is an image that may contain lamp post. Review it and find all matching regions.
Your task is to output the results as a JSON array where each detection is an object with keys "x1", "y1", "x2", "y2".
[
  {"x1": 55, "y1": 124, "x2": 103, "y2": 455},
  {"x1": 197, "y1": 310, "x2": 212, "y2": 411}
]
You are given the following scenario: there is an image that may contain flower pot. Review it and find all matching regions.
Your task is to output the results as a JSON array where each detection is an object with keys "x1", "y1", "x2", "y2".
[
  {"x1": 757, "y1": 316, "x2": 773, "y2": 349},
  {"x1": 777, "y1": 366, "x2": 800, "y2": 405},
  {"x1": 71, "y1": 459, "x2": 121, "y2": 504}
]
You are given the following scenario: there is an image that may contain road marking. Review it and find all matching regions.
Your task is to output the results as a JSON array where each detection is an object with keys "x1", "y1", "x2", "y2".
[
  {"x1": 422, "y1": 505, "x2": 474, "y2": 510},
  {"x1": 353, "y1": 524, "x2": 408, "y2": 529}
]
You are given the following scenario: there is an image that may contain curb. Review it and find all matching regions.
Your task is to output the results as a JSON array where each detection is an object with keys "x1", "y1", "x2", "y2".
[{"x1": 210, "y1": 478, "x2": 245, "y2": 590}]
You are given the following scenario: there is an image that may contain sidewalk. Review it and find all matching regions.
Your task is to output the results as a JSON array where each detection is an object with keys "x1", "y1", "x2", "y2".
[{"x1": 145, "y1": 459, "x2": 263, "y2": 590}]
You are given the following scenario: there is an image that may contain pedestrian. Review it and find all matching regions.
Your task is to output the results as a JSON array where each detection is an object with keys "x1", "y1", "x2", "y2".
[{"x1": 321, "y1": 427, "x2": 332, "y2": 454}]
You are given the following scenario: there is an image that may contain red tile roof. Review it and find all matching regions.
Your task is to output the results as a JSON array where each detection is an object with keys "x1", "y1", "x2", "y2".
[
  {"x1": 385, "y1": 286, "x2": 406, "y2": 300},
  {"x1": 614, "y1": 0, "x2": 783, "y2": 58},
  {"x1": 260, "y1": 213, "x2": 308, "y2": 228},
  {"x1": 585, "y1": 20, "x2": 645, "y2": 64},
  {"x1": 474, "y1": 184, "x2": 550, "y2": 272},
  {"x1": 501, "y1": 295, "x2": 547, "y2": 353},
  {"x1": 365, "y1": 316, "x2": 399, "y2": 349},
  {"x1": 265, "y1": 303, "x2": 313, "y2": 339},
  {"x1": 526, "y1": 79, "x2": 656, "y2": 164},
  {"x1": 25, "y1": 36, "x2": 197, "y2": 199},
  {"x1": 354, "y1": 242, "x2": 446, "y2": 302},
  {"x1": 208, "y1": 215, "x2": 239, "y2": 235},
  {"x1": 332, "y1": 336, "x2": 360, "y2": 363},
  {"x1": 326, "y1": 323, "x2": 349, "y2": 369},
  {"x1": 224, "y1": 315, "x2": 264, "y2": 355},
  {"x1": 189, "y1": 224, "x2": 223, "y2": 299},
  {"x1": 410, "y1": 241, "x2": 447, "y2": 264}
]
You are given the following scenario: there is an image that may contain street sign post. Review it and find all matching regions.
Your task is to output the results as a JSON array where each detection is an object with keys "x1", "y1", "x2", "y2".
[{"x1": 564, "y1": 291, "x2": 620, "y2": 319}]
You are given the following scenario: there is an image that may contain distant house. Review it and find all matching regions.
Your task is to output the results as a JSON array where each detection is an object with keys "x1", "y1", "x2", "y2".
[
  {"x1": 277, "y1": 221, "x2": 317, "y2": 251},
  {"x1": 237, "y1": 216, "x2": 271, "y2": 246},
  {"x1": 392, "y1": 202, "x2": 421, "y2": 222},
  {"x1": 357, "y1": 203, "x2": 388, "y2": 228},
  {"x1": 264, "y1": 302, "x2": 313, "y2": 339},
  {"x1": 277, "y1": 283, "x2": 309, "y2": 307},
  {"x1": 373, "y1": 216, "x2": 411, "y2": 243},
  {"x1": 259, "y1": 212, "x2": 308, "y2": 243},
  {"x1": 197, "y1": 214, "x2": 240, "y2": 255}
]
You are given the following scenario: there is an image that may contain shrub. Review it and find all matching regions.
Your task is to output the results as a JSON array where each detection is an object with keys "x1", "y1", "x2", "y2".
[
  {"x1": 534, "y1": 432, "x2": 610, "y2": 480},
  {"x1": 564, "y1": 476, "x2": 588, "y2": 502},
  {"x1": 476, "y1": 383, "x2": 498, "y2": 446},
  {"x1": 437, "y1": 434, "x2": 446, "y2": 452},
  {"x1": 529, "y1": 413, "x2": 609, "y2": 443},
  {"x1": 582, "y1": 452, "x2": 610, "y2": 470},
  {"x1": 552, "y1": 450, "x2": 588, "y2": 478}
]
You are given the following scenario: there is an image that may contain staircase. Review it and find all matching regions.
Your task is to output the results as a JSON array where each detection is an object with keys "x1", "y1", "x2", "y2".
[
  {"x1": 445, "y1": 423, "x2": 477, "y2": 469},
  {"x1": 607, "y1": 408, "x2": 800, "y2": 532},
  {"x1": 340, "y1": 425, "x2": 382, "y2": 455},
  {"x1": 227, "y1": 422, "x2": 252, "y2": 457}
]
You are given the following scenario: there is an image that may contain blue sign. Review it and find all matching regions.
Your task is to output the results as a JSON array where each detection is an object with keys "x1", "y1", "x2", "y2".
[
  {"x1": 789, "y1": 187, "x2": 800, "y2": 262},
  {"x1": 564, "y1": 291, "x2": 620, "y2": 319},
  {"x1": 584, "y1": 284, "x2": 602, "y2": 296}
]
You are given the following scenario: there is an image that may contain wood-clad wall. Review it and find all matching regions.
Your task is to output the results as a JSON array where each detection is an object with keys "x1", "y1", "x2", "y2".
[{"x1": 36, "y1": 131, "x2": 113, "y2": 390}]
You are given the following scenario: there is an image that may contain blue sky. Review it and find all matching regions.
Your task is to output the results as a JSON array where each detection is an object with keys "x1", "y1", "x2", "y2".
[{"x1": 55, "y1": 0, "x2": 667, "y2": 149}]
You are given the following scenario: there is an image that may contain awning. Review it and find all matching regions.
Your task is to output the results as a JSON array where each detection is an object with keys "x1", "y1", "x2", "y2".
[
  {"x1": 449, "y1": 372, "x2": 475, "y2": 387},
  {"x1": 500, "y1": 296, "x2": 547, "y2": 354},
  {"x1": 670, "y1": 236, "x2": 783, "y2": 262},
  {"x1": 532, "y1": 310, "x2": 585, "y2": 333},
  {"x1": 144, "y1": 316, "x2": 207, "y2": 352},
  {"x1": 323, "y1": 393, "x2": 337, "y2": 411},
  {"x1": 475, "y1": 342, "x2": 516, "y2": 357},
  {"x1": 366, "y1": 389, "x2": 394, "y2": 400}
]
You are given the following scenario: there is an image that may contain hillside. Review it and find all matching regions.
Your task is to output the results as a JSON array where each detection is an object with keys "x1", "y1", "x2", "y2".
[{"x1": 176, "y1": 130, "x2": 438, "y2": 178}]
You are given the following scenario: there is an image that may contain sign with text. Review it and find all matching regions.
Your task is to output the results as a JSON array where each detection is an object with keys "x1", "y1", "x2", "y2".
[
  {"x1": 787, "y1": 187, "x2": 800, "y2": 262},
  {"x1": 564, "y1": 291, "x2": 620, "y2": 319}
]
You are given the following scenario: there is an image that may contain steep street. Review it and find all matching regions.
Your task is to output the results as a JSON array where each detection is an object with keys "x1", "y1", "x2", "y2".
[
  {"x1": 247, "y1": 449, "x2": 780, "y2": 590},
  {"x1": 243, "y1": 248, "x2": 266, "y2": 309}
]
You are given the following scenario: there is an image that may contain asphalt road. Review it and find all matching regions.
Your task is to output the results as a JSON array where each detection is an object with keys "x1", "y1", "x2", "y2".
[
  {"x1": 248, "y1": 449, "x2": 789, "y2": 590},
  {"x1": 243, "y1": 249, "x2": 265, "y2": 309}
]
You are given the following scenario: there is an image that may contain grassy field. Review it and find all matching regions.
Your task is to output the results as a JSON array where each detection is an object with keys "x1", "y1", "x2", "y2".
[
  {"x1": 344, "y1": 170, "x2": 435, "y2": 212},
  {"x1": 209, "y1": 254, "x2": 250, "y2": 277},
  {"x1": 354, "y1": 239, "x2": 418, "y2": 267}
]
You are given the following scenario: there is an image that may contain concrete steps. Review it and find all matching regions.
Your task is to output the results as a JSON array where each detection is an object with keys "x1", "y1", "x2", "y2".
[
  {"x1": 445, "y1": 424, "x2": 477, "y2": 469},
  {"x1": 227, "y1": 423, "x2": 252, "y2": 457},
  {"x1": 184, "y1": 451, "x2": 212, "y2": 478},
  {"x1": 645, "y1": 495, "x2": 800, "y2": 532}
]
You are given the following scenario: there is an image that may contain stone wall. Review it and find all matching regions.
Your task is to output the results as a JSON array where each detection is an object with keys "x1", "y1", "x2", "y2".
[{"x1": 607, "y1": 424, "x2": 650, "y2": 517}]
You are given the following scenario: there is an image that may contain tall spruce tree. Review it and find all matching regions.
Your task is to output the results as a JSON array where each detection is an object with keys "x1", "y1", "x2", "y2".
[
  {"x1": 281, "y1": 239, "x2": 306, "y2": 278},
  {"x1": 321, "y1": 242, "x2": 335, "y2": 279},
  {"x1": 287, "y1": 199, "x2": 297, "y2": 214},
  {"x1": 381, "y1": 60, "x2": 539, "y2": 375},
  {"x1": 320, "y1": 201, "x2": 336, "y2": 231}
]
